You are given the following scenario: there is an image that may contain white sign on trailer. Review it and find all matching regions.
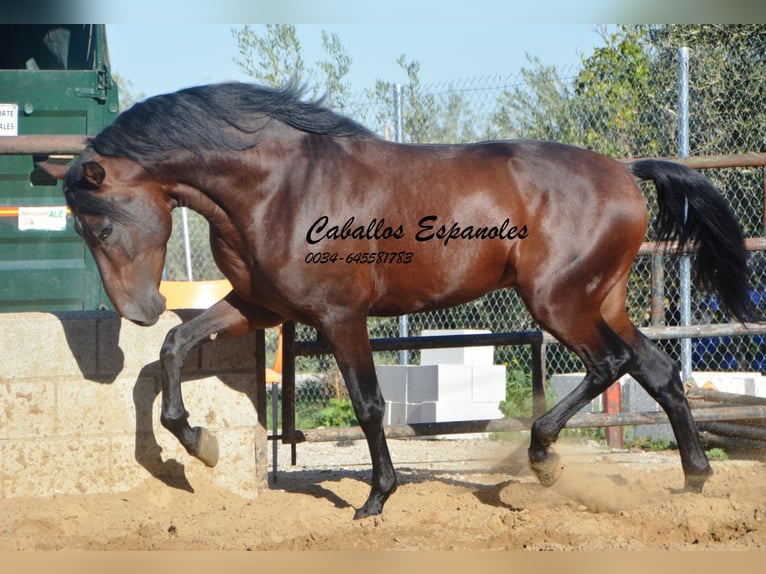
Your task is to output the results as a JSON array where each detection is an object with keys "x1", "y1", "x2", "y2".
[{"x1": 0, "y1": 103, "x2": 18, "y2": 136}]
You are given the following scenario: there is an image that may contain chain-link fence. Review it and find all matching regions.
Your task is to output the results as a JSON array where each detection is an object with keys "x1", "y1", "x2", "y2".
[{"x1": 164, "y1": 43, "x2": 766, "y2": 425}]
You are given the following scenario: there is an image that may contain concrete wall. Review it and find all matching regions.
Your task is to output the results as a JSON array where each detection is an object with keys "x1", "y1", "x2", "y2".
[{"x1": 0, "y1": 311, "x2": 267, "y2": 499}]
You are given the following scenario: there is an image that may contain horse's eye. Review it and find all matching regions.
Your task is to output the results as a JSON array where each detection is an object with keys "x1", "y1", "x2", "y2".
[{"x1": 98, "y1": 224, "x2": 113, "y2": 240}]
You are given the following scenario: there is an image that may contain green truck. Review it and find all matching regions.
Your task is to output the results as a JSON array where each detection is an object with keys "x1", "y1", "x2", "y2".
[{"x1": 0, "y1": 24, "x2": 119, "y2": 312}]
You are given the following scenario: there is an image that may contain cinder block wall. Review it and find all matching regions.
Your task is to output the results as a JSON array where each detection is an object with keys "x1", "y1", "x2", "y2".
[{"x1": 0, "y1": 311, "x2": 267, "y2": 499}]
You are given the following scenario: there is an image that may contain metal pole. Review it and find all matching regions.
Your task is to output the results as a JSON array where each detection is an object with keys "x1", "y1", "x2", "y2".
[
  {"x1": 678, "y1": 47, "x2": 693, "y2": 383},
  {"x1": 393, "y1": 83, "x2": 409, "y2": 365},
  {"x1": 180, "y1": 207, "x2": 194, "y2": 281},
  {"x1": 271, "y1": 382, "x2": 279, "y2": 483}
]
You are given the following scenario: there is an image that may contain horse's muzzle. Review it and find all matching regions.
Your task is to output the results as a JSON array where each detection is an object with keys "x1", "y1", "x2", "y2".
[{"x1": 121, "y1": 292, "x2": 166, "y2": 327}]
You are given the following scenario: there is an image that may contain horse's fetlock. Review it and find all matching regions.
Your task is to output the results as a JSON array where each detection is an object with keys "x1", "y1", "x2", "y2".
[
  {"x1": 530, "y1": 419, "x2": 558, "y2": 446},
  {"x1": 160, "y1": 410, "x2": 189, "y2": 432}
]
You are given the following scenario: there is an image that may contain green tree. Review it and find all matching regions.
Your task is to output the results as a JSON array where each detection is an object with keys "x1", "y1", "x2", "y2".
[
  {"x1": 571, "y1": 26, "x2": 662, "y2": 158},
  {"x1": 492, "y1": 28, "x2": 665, "y2": 158},
  {"x1": 112, "y1": 72, "x2": 144, "y2": 111},
  {"x1": 232, "y1": 24, "x2": 305, "y2": 87},
  {"x1": 369, "y1": 54, "x2": 480, "y2": 143},
  {"x1": 231, "y1": 24, "x2": 353, "y2": 109},
  {"x1": 490, "y1": 55, "x2": 577, "y2": 142},
  {"x1": 316, "y1": 30, "x2": 352, "y2": 112}
]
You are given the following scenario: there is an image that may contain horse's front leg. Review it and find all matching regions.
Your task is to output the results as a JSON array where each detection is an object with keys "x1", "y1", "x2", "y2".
[
  {"x1": 320, "y1": 316, "x2": 397, "y2": 519},
  {"x1": 159, "y1": 293, "x2": 283, "y2": 467}
]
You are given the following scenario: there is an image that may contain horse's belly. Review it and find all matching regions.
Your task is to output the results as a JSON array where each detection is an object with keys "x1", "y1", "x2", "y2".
[{"x1": 367, "y1": 248, "x2": 516, "y2": 316}]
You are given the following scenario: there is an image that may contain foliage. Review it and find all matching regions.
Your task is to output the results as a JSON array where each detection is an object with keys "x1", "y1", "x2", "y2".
[
  {"x1": 626, "y1": 435, "x2": 674, "y2": 451},
  {"x1": 368, "y1": 55, "x2": 481, "y2": 143},
  {"x1": 317, "y1": 398, "x2": 358, "y2": 427},
  {"x1": 112, "y1": 72, "x2": 144, "y2": 111},
  {"x1": 491, "y1": 55, "x2": 577, "y2": 142},
  {"x1": 498, "y1": 361, "x2": 534, "y2": 418},
  {"x1": 316, "y1": 30, "x2": 353, "y2": 112},
  {"x1": 264, "y1": 387, "x2": 357, "y2": 430},
  {"x1": 231, "y1": 24, "x2": 353, "y2": 108},
  {"x1": 571, "y1": 27, "x2": 660, "y2": 157},
  {"x1": 705, "y1": 447, "x2": 729, "y2": 461},
  {"x1": 232, "y1": 24, "x2": 305, "y2": 88}
]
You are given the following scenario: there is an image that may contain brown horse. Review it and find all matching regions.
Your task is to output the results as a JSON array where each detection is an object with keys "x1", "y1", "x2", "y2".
[{"x1": 41, "y1": 81, "x2": 756, "y2": 519}]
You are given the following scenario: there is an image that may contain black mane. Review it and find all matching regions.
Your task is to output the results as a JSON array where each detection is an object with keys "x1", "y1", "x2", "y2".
[{"x1": 91, "y1": 81, "x2": 372, "y2": 163}]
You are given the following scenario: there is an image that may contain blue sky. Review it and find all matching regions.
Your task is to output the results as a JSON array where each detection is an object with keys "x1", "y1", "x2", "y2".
[
  {"x1": 106, "y1": 23, "x2": 609, "y2": 101},
  {"x1": 98, "y1": 0, "x2": 766, "y2": 101}
]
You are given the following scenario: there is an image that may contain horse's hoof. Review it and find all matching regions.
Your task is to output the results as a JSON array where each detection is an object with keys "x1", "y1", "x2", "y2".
[
  {"x1": 353, "y1": 484, "x2": 397, "y2": 520},
  {"x1": 529, "y1": 452, "x2": 564, "y2": 487},
  {"x1": 193, "y1": 427, "x2": 219, "y2": 467},
  {"x1": 684, "y1": 469, "x2": 712, "y2": 493}
]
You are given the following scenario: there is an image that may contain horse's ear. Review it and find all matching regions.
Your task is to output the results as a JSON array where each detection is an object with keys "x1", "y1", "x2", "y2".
[
  {"x1": 36, "y1": 161, "x2": 70, "y2": 180},
  {"x1": 81, "y1": 161, "x2": 106, "y2": 189}
]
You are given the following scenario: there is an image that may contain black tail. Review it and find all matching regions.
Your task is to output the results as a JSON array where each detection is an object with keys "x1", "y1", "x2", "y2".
[{"x1": 628, "y1": 159, "x2": 757, "y2": 323}]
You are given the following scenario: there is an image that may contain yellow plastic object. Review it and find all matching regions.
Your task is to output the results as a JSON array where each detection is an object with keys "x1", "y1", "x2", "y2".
[
  {"x1": 159, "y1": 279, "x2": 232, "y2": 309},
  {"x1": 265, "y1": 325, "x2": 283, "y2": 383}
]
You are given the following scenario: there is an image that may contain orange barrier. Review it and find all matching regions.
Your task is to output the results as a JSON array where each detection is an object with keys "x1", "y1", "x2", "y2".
[
  {"x1": 159, "y1": 279, "x2": 232, "y2": 309},
  {"x1": 265, "y1": 325, "x2": 283, "y2": 384}
]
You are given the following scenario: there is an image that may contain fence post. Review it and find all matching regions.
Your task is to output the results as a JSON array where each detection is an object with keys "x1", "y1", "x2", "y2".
[
  {"x1": 604, "y1": 382, "x2": 623, "y2": 449},
  {"x1": 393, "y1": 83, "x2": 410, "y2": 365},
  {"x1": 180, "y1": 207, "x2": 194, "y2": 280},
  {"x1": 678, "y1": 46, "x2": 693, "y2": 383}
]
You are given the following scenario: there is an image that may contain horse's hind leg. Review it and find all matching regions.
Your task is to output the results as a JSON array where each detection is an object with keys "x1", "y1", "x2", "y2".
[
  {"x1": 159, "y1": 294, "x2": 283, "y2": 467},
  {"x1": 319, "y1": 315, "x2": 397, "y2": 519},
  {"x1": 626, "y1": 330, "x2": 712, "y2": 491},
  {"x1": 526, "y1": 318, "x2": 636, "y2": 486}
]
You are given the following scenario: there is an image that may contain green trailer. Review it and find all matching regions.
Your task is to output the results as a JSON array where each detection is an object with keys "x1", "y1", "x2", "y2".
[{"x1": 0, "y1": 24, "x2": 119, "y2": 312}]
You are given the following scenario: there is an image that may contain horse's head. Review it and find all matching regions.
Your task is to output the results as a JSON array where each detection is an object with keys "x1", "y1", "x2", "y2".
[{"x1": 41, "y1": 153, "x2": 171, "y2": 326}]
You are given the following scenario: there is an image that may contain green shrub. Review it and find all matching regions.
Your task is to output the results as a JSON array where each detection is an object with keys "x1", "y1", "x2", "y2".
[
  {"x1": 317, "y1": 398, "x2": 358, "y2": 427},
  {"x1": 499, "y1": 361, "x2": 534, "y2": 418}
]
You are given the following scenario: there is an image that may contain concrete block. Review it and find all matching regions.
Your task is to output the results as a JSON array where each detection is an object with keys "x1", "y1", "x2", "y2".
[
  {"x1": 384, "y1": 401, "x2": 407, "y2": 426},
  {"x1": 471, "y1": 364, "x2": 507, "y2": 402},
  {"x1": 620, "y1": 374, "x2": 672, "y2": 442},
  {"x1": 151, "y1": 420, "x2": 259, "y2": 499},
  {"x1": 200, "y1": 332, "x2": 259, "y2": 372},
  {"x1": 0, "y1": 380, "x2": 55, "y2": 439},
  {"x1": 434, "y1": 401, "x2": 503, "y2": 422},
  {"x1": 56, "y1": 377, "x2": 138, "y2": 437},
  {"x1": 407, "y1": 364, "x2": 473, "y2": 403},
  {"x1": 203, "y1": 428, "x2": 260, "y2": 499},
  {"x1": 420, "y1": 329, "x2": 494, "y2": 365},
  {"x1": 0, "y1": 312, "x2": 96, "y2": 378},
  {"x1": 110, "y1": 434, "x2": 160, "y2": 491},
  {"x1": 407, "y1": 400, "x2": 502, "y2": 423},
  {"x1": 550, "y1": 373, "x2": 601, "y2": 414},
  {"x1": 113, "y1": 314, "x2": 181, "y2": 373},
  {"x1": 406, "y1": 401, "x2": 436, "y2": 424},
  {"x1": 179, "y1": 375, "x2": 260, "y2": 430},
  {"x1": 376, "y1": 365, "x2": 408, "y2": 402},
  {"x1": 1, "y1": 435, "x2": 112, "y2": 497},
  {"x1": 693, "y1": 372, "x2": 766, "y2": 397}
]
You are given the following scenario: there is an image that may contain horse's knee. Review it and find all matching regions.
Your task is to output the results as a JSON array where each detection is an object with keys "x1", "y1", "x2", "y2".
[
  {"x1": 354, "y1": 393, "x2": 386, "y2": 427},
  {"x1": 160, "y1": 327, "x2": 185, "y2": 367}
]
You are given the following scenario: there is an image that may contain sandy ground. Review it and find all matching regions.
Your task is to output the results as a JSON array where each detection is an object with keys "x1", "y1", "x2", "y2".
[{"x1": 1, "y1": 434, "x2": 765, "y2": 551}]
